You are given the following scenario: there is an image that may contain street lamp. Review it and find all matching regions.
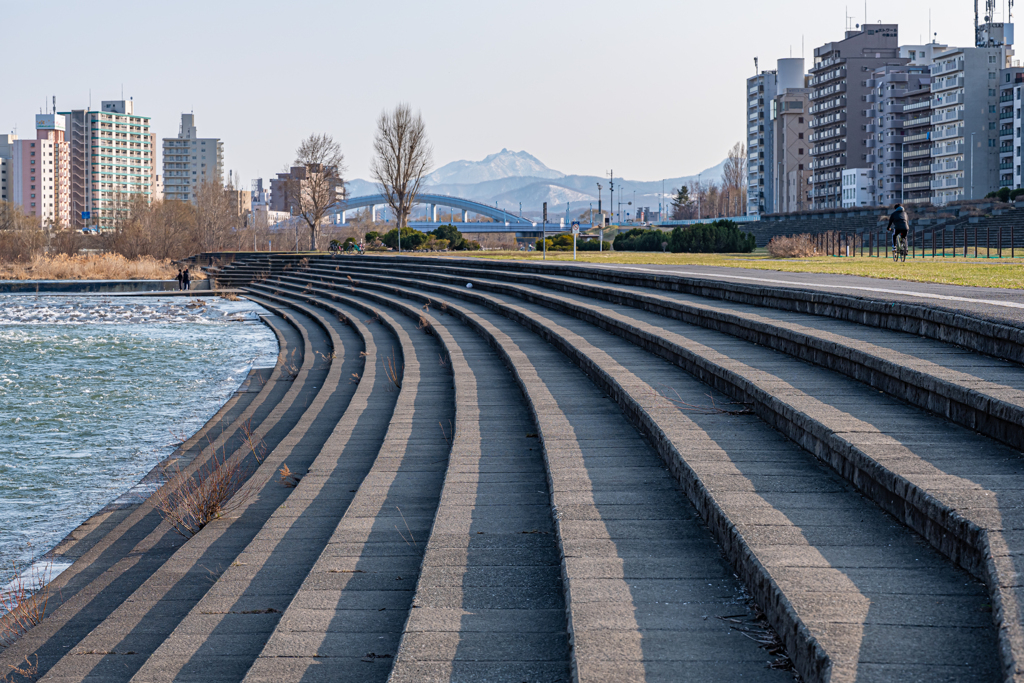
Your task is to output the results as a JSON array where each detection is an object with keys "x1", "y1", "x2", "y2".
[{"x1": 971, "y1": 132, "x2": 976, "y2": 200}]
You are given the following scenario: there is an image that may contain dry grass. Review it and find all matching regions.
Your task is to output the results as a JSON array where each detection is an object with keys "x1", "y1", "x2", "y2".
[
  {"x1": 0, "y1": 563, "x2": 55, "y2": 650},
  {"x1": 0, "y1": 253, "x2": 202, "y2": 281},
  {"x1": 278, "y1": 464, "x2": 302, "y2": 488},
  {"x1": 383, "y1": 348, "x2": 403, "y2": 391},
  {"x1": 156, "y1": 423, "x2": 266, "y2": 538},
  {"x1": 767, "y1": 234, "x2": 816, "y2": 258}
]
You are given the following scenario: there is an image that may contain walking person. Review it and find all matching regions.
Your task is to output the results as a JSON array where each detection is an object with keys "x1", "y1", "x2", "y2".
[
  {"x1": 175, "y1": 269, "x2": 183, "y2": 291},
  {"x1": 182, "y1": 268, "x2": 191, "y2": 292}
]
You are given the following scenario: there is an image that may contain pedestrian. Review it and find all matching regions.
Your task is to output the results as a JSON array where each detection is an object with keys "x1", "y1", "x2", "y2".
[
  {"x1": 182, "y1": 268, "x2": 191, "y2": 291},
  {"x1": 175, "y1": 269, "x2": 183, "y2": 291}
]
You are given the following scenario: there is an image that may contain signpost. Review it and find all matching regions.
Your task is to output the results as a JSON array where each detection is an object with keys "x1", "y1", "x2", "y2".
[
  {"x1": 542, "y1": 202, "x2": 547, "y2": 261},
  {"x1": 571, "y1": 221, "x2": 580, "y2": 260}
]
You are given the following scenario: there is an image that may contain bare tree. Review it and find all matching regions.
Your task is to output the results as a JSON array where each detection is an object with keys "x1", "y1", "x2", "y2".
[
  {"x1": 287, "y1": 134, "x2": 346, "y2": 250},
  {"x1": 722, "y1": 142, "x2": 747, "y2": 216},
  {"x1": 371, "y1": 104, "x2": 433, "y2": 249}
]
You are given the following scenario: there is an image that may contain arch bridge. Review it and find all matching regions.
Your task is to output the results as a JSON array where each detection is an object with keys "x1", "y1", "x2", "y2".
[{"x1": 336, "y1": 193, "x2": 534, "y2": 227}]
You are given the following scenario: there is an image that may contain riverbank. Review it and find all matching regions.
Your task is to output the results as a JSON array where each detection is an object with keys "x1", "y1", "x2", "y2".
[
  {"x1": 0, "y1": 295, "x2": 277, "y2": 582},
  {"x1": 0, "y1": 254, "x2": 204, "y2": 282}
]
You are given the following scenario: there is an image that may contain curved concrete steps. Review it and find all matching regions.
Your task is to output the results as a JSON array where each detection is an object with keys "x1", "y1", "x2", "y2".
[{"x1": 0, "y1": 310, "x2": 307, "y2": 681}]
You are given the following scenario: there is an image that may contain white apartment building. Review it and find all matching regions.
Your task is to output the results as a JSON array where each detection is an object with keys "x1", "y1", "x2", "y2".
[
  {"x1": 163, "y1": 114, "x2": 223, "y2": 202},
  {"x1": 841, "y1": 168, "x2": 872, "y2": 207}
]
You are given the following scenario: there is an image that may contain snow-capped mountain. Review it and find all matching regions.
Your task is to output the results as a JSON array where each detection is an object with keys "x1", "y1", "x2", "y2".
[
  {"x1": 424, "y1": 149, "x2": 564, "y2": 185},
  {"x1": 343, "y1": 151, "x2": 727, "y2": 215}
]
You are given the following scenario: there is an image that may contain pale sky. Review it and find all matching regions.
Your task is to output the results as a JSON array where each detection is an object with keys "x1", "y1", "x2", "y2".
[{"x1": 3, "y1": 0, "x2": 990, "y2": 186}]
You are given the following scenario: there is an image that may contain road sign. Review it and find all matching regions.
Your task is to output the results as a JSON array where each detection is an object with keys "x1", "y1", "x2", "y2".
[
  {"x1": 571, "y1": 221, "x2": 580, "y2": 235},
  {"x1": 81, "y1": 211, "x2": 90, "y2": 220}
]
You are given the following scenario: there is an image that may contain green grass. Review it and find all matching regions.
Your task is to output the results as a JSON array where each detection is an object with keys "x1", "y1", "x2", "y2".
[{"x1": 415, "y1": 248, "x2": 1024, "y2": 289}]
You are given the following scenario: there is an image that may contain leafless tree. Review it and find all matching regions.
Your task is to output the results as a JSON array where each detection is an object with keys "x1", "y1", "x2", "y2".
[
  {"x1": 287, "y1": 134, "x2": 346, "y2": 250},
  {"x1": 371, "y1": 104, "x2": 433, "y2": 247},
  {"x1": 722, "y1": 142, "x2": 747, "y2": 216}
]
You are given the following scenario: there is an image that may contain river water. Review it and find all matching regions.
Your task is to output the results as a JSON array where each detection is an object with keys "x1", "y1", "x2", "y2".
[{"x1": 0, "y1": 295, "x2": 277, "y2": 581}]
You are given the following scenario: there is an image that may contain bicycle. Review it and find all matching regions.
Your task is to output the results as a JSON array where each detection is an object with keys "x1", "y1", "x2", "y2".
[{"x1": 892, "y1": 232, "x2": 908, "y2": 263}]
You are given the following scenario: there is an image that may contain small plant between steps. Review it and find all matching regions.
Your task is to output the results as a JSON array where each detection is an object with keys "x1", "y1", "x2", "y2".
[
  {"x1": 383, "y1": 348, "x2": 403, "y2": 391},
  {"x1": 156, "y1": 422, "x2": 267, "y2": 538},
  {"x1": 0, "y1": 562, "x2": 56, "y2": 652}
]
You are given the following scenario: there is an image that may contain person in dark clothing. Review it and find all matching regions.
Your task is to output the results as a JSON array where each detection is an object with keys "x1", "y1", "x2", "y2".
[
  {"x1": 886, "y1": 203, "x2": 909, "y2": 250},
  {"x1": 182, "y1": 268, "x2": 191, "y2": 291},
  {"x1": 176, "y1": 269, "x2": 183, "y2": 290}
]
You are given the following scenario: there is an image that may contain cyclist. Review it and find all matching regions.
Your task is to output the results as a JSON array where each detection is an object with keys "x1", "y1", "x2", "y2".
[{"x1": 886, "y1": 203, "x2": 909, "y2": 255}]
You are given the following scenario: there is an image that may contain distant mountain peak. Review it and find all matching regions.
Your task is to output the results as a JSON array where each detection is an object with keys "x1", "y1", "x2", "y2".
[{"x1": 425, "y1": 149, "x2": 564, "y2": 185}]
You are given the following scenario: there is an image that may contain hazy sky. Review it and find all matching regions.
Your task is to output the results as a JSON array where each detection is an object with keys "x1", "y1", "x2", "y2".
[{"x1": 4, "y1": 0, "x2": 991, "y2": 186}]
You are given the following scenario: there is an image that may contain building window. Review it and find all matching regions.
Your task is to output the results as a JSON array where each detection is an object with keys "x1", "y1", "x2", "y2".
[
  {"x1": 989, "y1": 139, "x2": 997, "y2": 147},
  {"x1": 798, "y1": 164, "x2": 804, "y2": 170},
  {"x1": 798, "y1": 117, "x2": 804, "y2": 123}
]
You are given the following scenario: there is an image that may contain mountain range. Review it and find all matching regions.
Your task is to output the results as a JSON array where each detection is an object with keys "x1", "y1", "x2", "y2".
[{"x1": 345, "y1": 149, "x2": 727, "y2": 219}]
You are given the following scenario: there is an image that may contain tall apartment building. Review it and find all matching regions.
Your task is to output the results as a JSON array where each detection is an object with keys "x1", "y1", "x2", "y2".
[
  {"x1": 865, "y1": 64, "x2": 931, "y2": 206},
  {"x1": 771, "y1": 83, "x2": 811, "y2": 213},
  {"x1": 62, "y1": 100, "x2": 155, "y2": 230},
  {"x1": 747, "y1": 58, "x2": 805, "y2": 215},
  {"x1": 808, "y1": 25, "x2": 903, "y2": 209},
  {"x1": 163, "y1": 114, "x2": 224, "y2": 202},
  {"x1": 270, "y1": 166, "x2": 345, "y2": 214},
  {"x1": 0, "y1": 134, "x2": 14, "y2": 203},
  {"x1": 745, "y1": 70, "x2": 777, "y2": 215},
  {"x1": 10, "y1": 114, "x2": 71, "y2": 227},
  {"x1": 929, "y1": 47, "x2": 1004, "y2": 204},
  {"x1": 998, "y1": 67, "x2": 1024, "y2": 188}
]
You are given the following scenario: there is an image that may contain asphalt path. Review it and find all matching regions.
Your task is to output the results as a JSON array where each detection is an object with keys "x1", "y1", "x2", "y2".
[{"x1": 561, "y1": 261, "x2": 1024, "y2": 327}]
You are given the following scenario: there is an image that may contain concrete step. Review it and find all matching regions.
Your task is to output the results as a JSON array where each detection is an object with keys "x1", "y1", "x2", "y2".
[
  {"x1": 31, "y1": 304, "x2": 344, "y2": 683},
  {"x1": 234, "y1": 286, "x2": 455, "y2": 683},
  {"x1": 274, "y1": 270, "x2": 1008, "y2": 682},
  {"x1": 261, "y1": 282, "x2": 797, "y2": 681},
  {"x1": 0, "y1": 312, "x2": 303, "y2": 681},
  {"x1": 318, "y1": 260, "x2": 1024, "y2": 452},
  {"x1": 118, "y1": 292, "x2": 386, "y2": 683}
]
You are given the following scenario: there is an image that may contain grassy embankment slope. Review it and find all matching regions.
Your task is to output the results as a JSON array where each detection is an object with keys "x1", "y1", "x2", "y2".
[
  {"x1": 443, "y1": 249, "x2": 1024, "y2": 289},
  {"x1": 0, "y1": 254, "x2": 198, "y2": 280}
]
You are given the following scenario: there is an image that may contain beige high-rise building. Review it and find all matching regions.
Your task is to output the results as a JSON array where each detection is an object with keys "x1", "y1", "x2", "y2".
[
  {"x1": 163, "y1": 114, "x2": 223, "y2": 202},
  {"x1": 771, "y1": 86, "x2": 811, "y2": 214},
  {"x1": 62, "y1": 100, "x2": 156, "y2": 230}
]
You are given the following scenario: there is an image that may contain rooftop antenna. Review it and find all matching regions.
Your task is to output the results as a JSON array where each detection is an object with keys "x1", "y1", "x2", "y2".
[{"x1": 754, "y1": 56, "x2": 759, "y2": 73}]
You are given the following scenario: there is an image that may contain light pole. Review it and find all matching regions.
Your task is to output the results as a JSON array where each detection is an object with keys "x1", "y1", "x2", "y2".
[
  {"x1": 597, "y1": 183, "x2": 603, "y2": 225},
  {"x1": 519, "y1": 201, "x2": 522, "y2": 219},
  {"x1": 900, "y1": 140, "x2": 906, "y2": 204},
  {"x1": 697, "y1": 173, "x2": 702, "y2": 221},
  {"x1": 970, "y1": 132, "x2": 976, "y2": 200}
]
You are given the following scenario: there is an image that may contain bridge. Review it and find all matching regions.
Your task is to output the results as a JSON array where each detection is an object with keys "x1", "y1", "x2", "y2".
[{"x1": 336, "y1": 193, "x2": 533, "y2": 226}]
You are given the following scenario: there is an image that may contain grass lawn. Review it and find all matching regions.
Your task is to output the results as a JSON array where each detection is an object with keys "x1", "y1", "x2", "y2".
[{"x1": 425, "y1": 248, "x2": 1024, "y2": 289}]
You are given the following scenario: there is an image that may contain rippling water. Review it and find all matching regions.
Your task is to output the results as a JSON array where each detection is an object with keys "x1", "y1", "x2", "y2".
[{"x1": 0, "y1": 295, "x2": 277, "y2": 579}]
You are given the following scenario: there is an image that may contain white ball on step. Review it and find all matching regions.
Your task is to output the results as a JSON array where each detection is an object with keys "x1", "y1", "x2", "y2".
[{"x1": 466, "y1": 283, "x2": 473, "y2": 288}]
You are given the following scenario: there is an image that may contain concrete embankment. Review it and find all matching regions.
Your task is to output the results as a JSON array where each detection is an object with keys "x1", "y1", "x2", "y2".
[{"x1": 5, "y1": 253, "x2": 1021, "y2": 683}]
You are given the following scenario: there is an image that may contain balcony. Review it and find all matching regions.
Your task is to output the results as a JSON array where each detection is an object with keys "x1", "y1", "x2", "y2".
[
  {"x1": 809, "y1": 65, "x2": 847, "y2": 85},
  {"x1": 812, "y1": 141, "x2": 847, "y2": 155},
  {"x1": 932, "y1": 142, "x2": 965, "y2": 157},
  {"x1": 810, "y1": 82, "x2": 847, "y2": 101},
  {"x1": 931, "y1": 127, "x2": 962, "y2": 141},
  {"x1": 931, "y1": 176, "x2": 964, "y2": 190},
  {"x1": 903, "y1": 100, "x2": 931, "y2": 112},
  {"x1": 903, "y1": 132, "x2": 930, "y2": 143},
  {"x1": 1001, "y1": 93, "x2": 1015, "y2": 102},
  {"x1": 809, "y1": 111, "x2": 847, "y2": 128},
  {"x1": 1001, "y1": 110, "x2": 1016, "y2": 120},
  {"x1": 1000, "y1": 161, "x2": 1014, "y2": 170},
  {"x1": 1001, "y1": 127, "x2": 1015, "y2": 137},
  {"x1": 865, "y1": 123, "x2": 877, "y2": 133},
  {"x1": 883, "y1": 102, "x2": 906, "y2": 114},
  {"x1": 1000, "y1": 145, "x2": 1014, "y2": 155},
  {"x1": 866, "y1": 153, "x2": 878, "y2": 163},
  {"x1": 904, "y1": 180, "x2": 932, "y2": 190},
  {"x1": 809, "y1": 97, "x2": 846, "y2": 114},
  {"x1": 903, "y1": 164, "x2": 931, "y2": 174},
  {"x1": 931, "y1": 109, "x2": 964, "y2": 124},
  {"x1": 931, "y1": 75, "x2": 965, "y2": 93},
  {"x1": 931, "y1": 160, "x2": 963, "y2": 173},
  {"x1": 903, "y1": 115, "x2": 931, "y2": 128},
  {"x1": 883, "y1": 181, "x2": 903, "y2": 192}
]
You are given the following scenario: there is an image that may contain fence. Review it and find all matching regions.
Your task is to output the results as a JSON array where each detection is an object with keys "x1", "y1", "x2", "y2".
[{"x1": 795, "y1": 224, "x2": 1023, "y2": 258}]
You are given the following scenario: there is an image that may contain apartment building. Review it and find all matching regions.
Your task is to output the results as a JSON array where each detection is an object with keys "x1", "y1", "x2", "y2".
[
  {"x1": 10, "y1": 114, "x2": 71, "y2": 227},
  {"x1": 929, "y1": 47, "x2": 1004, "y2": 204},
  {"x1": 841, "y1": 168, "x2": 873, "y2": 206},
  {"x1": 866, "y1": 64, "x2": 931, "y2": 206},
  {"x1": 270, "y1": 166, "x2": 345, "y2": 214},
  {"x1": 808, "y1": 25, "x2": 903, "y2": 209},
  {"x1": 0, "y1": 134, "x2": 14, "y2": 203},
  {"x1": 62, "y1": 100, "x2": 155, "y2": 230},
  {"x1": 771, "y1": 85, "x2": 811, "y2": 213},
  {"x1": 997, "y1": 67, "x2": 1024, "y2": 188},
  {"x1": 745, "y1": 70, "x2": 776, "y2": 215},
  {"x1": 163, "y1": 114, "x2": 224, "y2": 202}
]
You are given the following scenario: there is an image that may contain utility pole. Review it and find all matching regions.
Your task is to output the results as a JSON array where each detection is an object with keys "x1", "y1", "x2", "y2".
[
  {"x1": 543, "y1": 201, "x2": 547, "y2": 260},
  {"x1": 608, "y1": 170, "x2": 615, "y2": 226}
]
